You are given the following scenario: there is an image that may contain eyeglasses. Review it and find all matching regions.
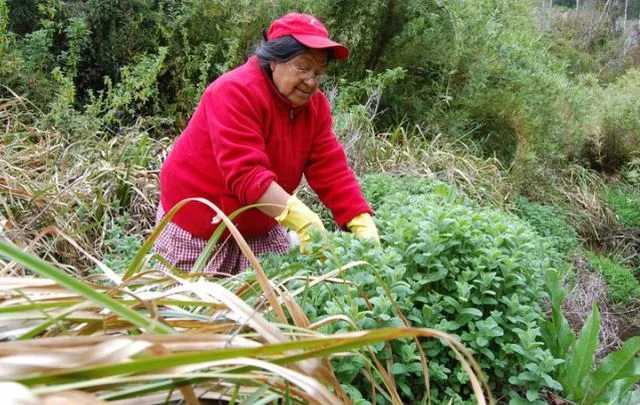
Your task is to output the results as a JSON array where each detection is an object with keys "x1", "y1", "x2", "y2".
[{"x1": 287, "y1": 63, "x2": 328, "y2": 84}]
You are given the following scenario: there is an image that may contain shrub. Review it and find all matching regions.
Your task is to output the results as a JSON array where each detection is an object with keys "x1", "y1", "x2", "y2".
[
  {"x1": 256, "y1": 184, "x2": 560, "y2": 403},
  {"x1": 586, "y1": 251, "x2": 640, "y2": 304},
  {"x1": 582, "y1": 69, "x2": 640, "y2": 172}
]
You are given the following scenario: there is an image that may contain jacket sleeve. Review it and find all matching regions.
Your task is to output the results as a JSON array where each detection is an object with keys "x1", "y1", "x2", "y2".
[
  {"x1": 304, "y1": 94, "x2": 373, "y2": 228},
  {"x1": 202, "y1": 80, "x2": 276, "y2": 205}
]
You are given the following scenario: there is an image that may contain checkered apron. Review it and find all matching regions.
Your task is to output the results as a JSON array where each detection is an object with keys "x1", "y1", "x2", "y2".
[{"x1": 153, "y1": 204, "x2": 291, "y2": 275}]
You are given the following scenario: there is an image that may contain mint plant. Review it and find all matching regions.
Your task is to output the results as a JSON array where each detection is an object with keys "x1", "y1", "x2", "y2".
[{"x1": 256, "y1": 180, "x2": 561, "y2": 403}]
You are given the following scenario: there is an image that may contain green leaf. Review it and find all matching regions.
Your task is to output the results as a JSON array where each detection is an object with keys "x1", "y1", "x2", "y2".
[
  {"x1": 582, "y1": 336, "x2": 640, "y2": 405},
  {"x1": 460, "y1": 308, "x2": 483, "y2": 317},
  {"x1": 391, "y1": 363, "x2": 407, "y2": 375},
  {"x1": 541, "y1": 269, "x2": 574, "y2": 359},
  {"x1": 560, "y1": 303, "x2": 600, "y2": 400}
]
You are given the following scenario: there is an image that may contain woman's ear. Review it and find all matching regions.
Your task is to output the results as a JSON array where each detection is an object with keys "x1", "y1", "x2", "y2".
[{"x1": 269, "y1": 60, "x2": 276, "y2": 72}]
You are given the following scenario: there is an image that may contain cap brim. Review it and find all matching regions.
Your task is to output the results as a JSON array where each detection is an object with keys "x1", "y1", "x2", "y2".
[{"x1": 291, "y1": 34, "x2": 350, "y2": 61}]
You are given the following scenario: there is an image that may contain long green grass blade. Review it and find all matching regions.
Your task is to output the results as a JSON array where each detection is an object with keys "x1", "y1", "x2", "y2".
[
  {"x1": 561, "y1": 302, "x2": 600, "y2": 400},
  {"x1": 0, "y1": 241, "x2": 174, "y2": 335},
  {"x1": 582, "y1": 336, "x2": 640, "y2": 405},
  {"x1": 18, "y1": 302, "x2": 88, "y2": 340}
]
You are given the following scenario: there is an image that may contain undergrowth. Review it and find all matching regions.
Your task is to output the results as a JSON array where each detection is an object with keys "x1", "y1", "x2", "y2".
[{"x1": 586, "y1": 251, "x2": 640, "y2": 305}]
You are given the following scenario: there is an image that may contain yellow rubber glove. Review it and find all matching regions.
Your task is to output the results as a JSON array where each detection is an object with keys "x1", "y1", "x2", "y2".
[
  {"x1": 346, "y1": 213, "x2": 380, "y2": 245},
  {"x1": 275, "y1": 196, "x2": 325, "y2": 253}
]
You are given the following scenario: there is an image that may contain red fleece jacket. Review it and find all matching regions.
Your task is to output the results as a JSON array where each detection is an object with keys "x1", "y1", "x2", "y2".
[{"x1": 159, "y1": 56, "x2": 372, "y2": 239}]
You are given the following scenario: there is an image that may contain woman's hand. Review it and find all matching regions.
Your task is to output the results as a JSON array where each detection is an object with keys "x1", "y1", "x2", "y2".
[
  {"x1": 275, "y1": 195, "x2": 325, "y2": 253},
  {"x1": 346, "y1": 213, "x2": 380, "y2": 245}
]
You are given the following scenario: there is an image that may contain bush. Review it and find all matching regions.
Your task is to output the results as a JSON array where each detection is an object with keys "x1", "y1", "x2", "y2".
[
  {"x1": 586, "y1": 252, "x2": 640, "y2": 304},
  {"x1": 582, "y1": 69, "x2": 640, "y2": 172},
  {"x1": 256, "y1": 183, "x2": 560, "y2": 403}
]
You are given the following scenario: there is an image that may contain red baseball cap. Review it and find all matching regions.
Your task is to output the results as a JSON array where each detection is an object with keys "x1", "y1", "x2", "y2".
[{"x1": 267, "y1": 13, "x2": 350, "y2": 61}]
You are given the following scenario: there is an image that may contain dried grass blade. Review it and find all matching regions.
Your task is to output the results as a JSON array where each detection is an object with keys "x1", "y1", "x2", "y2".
[
  {"x1": 123, "y1": 198, "x2": 288, "y2": 325},
  {"x1": 0, "y1": 241, "x2": 174, "y2": 335}
]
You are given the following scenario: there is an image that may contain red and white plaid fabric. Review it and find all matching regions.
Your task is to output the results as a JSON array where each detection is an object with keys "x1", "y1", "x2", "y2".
[{"x1": 154, "y1": 204, "x2": 291, "y2": 275}]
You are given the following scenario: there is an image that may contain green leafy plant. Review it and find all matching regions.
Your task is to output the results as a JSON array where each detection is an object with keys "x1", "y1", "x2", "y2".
[
  {"x1": 259, "y1": 183, "x2": 561, "y2": 403},
  {"x1": 0, "y1": 201, "x2": 493, "y2": 405},
  {"x1": 513, "y1": 197, "x2": 578, "y2": 255},
  {"x1": 96, "y1": 214, "x2": 143, "y2": 275},
  {"x1": 560, "y1": 304, "x2": 640, "y2": 404},
  {"x1": 542, "y1": 264, "x2": 640, "y2": 404}
]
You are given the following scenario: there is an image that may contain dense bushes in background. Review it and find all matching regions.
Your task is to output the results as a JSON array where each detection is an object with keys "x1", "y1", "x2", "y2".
[
  {"x1": 256, "y1": 179, "x2": 560, "y2": 403},
  {"x1": 2, "y1": 0, "x2": 639, "y2": 173}
]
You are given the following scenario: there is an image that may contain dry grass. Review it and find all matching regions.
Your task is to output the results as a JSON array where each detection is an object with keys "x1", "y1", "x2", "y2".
[
  {"x1": 341, "y1": 126, "x2": 513, "y2": 209},
  {"x1": 1, "y1": 93, "x2": 167, "y2": 271},
  {"x1": 562, "y1": 257, "x2": 622, "y2": 358},
  {"x1": 601, "y1": 226, "x2": 640, "y2": 269}
]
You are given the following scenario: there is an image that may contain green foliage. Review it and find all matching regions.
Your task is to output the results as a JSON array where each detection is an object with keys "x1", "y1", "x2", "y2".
[
  {"x1": 5, "y1": 0, "x2": 39, "y2": 35},
  {"x1": 621, "y1": 158, "x2": 640, "y2": 188},
  {"x1": 359, "y1": 173, "x2": 438, "y2": 209},
  {"x1": 558, "y1": 304, "x2": 640, "y2": 404},
  {"x1": 0, "y1": 0, "x2": 8, "y2": 52},
  {"x1": 582, "y1": 69, "x2": 640, "y2": 172},
  {"x1": 586, "y1": 252, "x2": 640, "y2": 304},
  {"x1": 85, "y1": 47, "x2": 168, "y2": 127},
  {"x1": 582, "y1": 336, "x2": 640, "y2": 405},
  {"x1": 608, "y1": 185, "x2": 640, "y2": 227},
  {"x1": 541, "y1": 269, "x2": 575, "y2": 361},
  {"x1": 514, "y1": 197, "x2": 579, "y2": 257},
  {"x1": 560, "y1": 303, "x2": 601, "y2": 401},
  {"x1": 258, "y1": 182, "x2": 560, "y2": 403},
  {"x1": 542, "y1": 267, "x2": 640, "y2": 404},
  {"x1": 98, "y1": 215, "x2": 143, "y2": 275},
  {"x1": 2, "y1": 0, "x2": 639, "y2": 177}
]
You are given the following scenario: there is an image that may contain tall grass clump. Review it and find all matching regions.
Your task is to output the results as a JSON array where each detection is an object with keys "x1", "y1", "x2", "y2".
[
  {"x1": 581, "y1": 69, "x2": 640, "y2": 173},
  {"x1": 0, "y1": 96, "x2": 167, "y2": 270}
]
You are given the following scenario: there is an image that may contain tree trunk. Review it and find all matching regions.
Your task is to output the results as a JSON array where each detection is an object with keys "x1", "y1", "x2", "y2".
[{"x1": 366, "y1": 0, "x2": 396, "y2": 71}]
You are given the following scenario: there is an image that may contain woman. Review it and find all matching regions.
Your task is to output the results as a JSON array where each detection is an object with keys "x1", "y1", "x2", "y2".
[{"x1": 155, "y1": 13, "x2": 379, "y2": 274}]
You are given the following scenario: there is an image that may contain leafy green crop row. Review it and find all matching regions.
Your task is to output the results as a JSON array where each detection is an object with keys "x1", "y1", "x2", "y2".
[{"x1": 253, "y1": 180, "x2": 562, "y2": 403}]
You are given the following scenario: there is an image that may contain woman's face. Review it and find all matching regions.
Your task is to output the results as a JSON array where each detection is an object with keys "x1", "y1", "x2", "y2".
[{"x1": 270, "y1": 50, "x2": 328, "y2": 108}]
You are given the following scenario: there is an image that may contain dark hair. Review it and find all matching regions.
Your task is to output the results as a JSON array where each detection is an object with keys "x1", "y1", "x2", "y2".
[
  {"x1": 254, "y1": 34, "x2": 333, "y2": 77},
  {"x1": 255, "y1": 35, "x2": 307, "y2": 68}
]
